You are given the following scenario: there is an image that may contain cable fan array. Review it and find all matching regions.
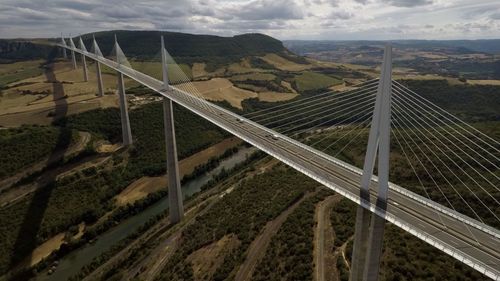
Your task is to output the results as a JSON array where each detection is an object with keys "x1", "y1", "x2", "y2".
[{"x1": 390, "y1": 81, "x2": 500, "y2": 236}]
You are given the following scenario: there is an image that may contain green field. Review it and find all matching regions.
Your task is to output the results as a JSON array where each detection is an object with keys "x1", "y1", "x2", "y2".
[
  {"x1": 293, "y1": 71, "x2": 342, "y2": 92},
  {"x1": 230, "y1": 73, "x2": 276, "y2": 82},
  {"x1": 99, "y1": 61, "x2": 192, "y2": 83},
  {"x1": 129, "y1": 61, "x2": 193, "y2": 82},
  {"x1": 0, "y1": 60, "x2": 44, "y2": 89}
]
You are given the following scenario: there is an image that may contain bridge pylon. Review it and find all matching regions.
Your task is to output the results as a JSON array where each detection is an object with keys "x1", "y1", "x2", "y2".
[
  {"x1": 350, "y1": 44, "x2": 393, "y2": 281},
  {"x1": 114, "y1": 35, "x2": 133, "y2": 146},
  {"x1": 92, "y1": 35, "x2": 104, "y2": 97},
  {"x1": 68, "y1": 37, "x2": 77, "y2": 69},
  {"x1": 78, "y1": 37, "x2": 89, "y2": 82},
  {"x1": 60, "y1": 35, "x2": 67, "y2": 59},
  {"x1": 160, "y1": 35, "x2": 184, "y2": 224}
]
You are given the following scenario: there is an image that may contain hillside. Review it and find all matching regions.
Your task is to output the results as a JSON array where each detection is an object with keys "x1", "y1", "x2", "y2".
[
  {"x1": 284, "y1": 39, "x2": 500, "y2": 55},
  {"x1": 82, "y1": 30, "x2": 285, "y2": 59},
  {"x1": 0, "y1": 40, "x2": 54, "y2": 63},
  {"x1": 0, "y1": 31, "x2": 287, "y2": 64},
  {"x1": 285, "y1": 39, "x2": 500, "y2": 80}
]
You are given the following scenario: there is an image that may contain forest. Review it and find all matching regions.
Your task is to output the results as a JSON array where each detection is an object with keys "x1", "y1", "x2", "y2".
[
  {"x1": 252, "y1": 189, "x2": 333, "y2": 281},
  {"x1": 329, "y1": 198, "x2": 487, "y2": 281},
  {"x1": 156, "y1": 165, "x2": 317, "y2": 280},
  {"x1": 56, "y1": 101, "x2": 229, "y2": 178},
  {"x1": 0, "y1": 125, "x2": 78, "y2": 180},
  {"x1": 0, "y1": 40, "x2": 53, "y2": 63},
  {"x1": 0, "y1": 101, "x2": 228, "y2": 277},
  {"x1": 80, "y1": 31, "x2": 285, "y2": 62},
  {"x1": 397, "y1": 79, "x2": 500, "y2": 122}
]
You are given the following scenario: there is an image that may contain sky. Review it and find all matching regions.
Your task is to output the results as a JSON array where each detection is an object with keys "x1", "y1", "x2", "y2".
[{"x1": 0, "y1": 0, "x2": 499, "y2": 40}]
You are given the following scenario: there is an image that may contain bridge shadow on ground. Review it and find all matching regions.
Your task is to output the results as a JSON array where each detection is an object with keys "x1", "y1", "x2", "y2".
[{"x1": 8, "y1": 49, "x2": 72, "y2": 278}]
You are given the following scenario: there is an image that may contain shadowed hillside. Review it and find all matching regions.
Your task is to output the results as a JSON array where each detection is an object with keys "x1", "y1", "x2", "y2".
[{"x1": 0, "y1": 31, "x2": 288, "y2": 65}]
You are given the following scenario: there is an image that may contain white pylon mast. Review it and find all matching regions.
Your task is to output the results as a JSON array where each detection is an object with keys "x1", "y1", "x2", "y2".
[{"x1": 350, "y1": 44, "x2": 393, "y2": 281}]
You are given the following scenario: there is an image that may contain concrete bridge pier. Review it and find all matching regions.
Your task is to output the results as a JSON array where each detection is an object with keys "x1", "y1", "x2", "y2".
[
  {"x1": 68, "y1": 37, "x2": 77, "y2": 69},
  {"x1": 81, "y1": 54, "x2": 89, "y2": 82},
  {"x1": 163, "y1": 97, "x2": 184, "y2": 223},
  {"x1": 350, "y1": 198, "x2": 371, "y2": 281},
  {"x1": 95, "y1": 62, "x2": 104, "y2": 97},
  {"x1": 60, "y1": 36, "x2": 67, "y2": 59},
  {"x1": 78, "y1": 37, "x2": 89, "y2": 82},
  {"x1": 114, "y1": 35, "x2": 133, "y2": 146},
  {"x1": 161, "y1": 35, "x2": 184, "y2": 224},
  {"x1": 350, "y1": 44, "x2": 393, "y2": 281},
  {"x1": 70, "y1": 50, "x2": 77, "y2": 69},
  {"x1": 117, "y1": 72, "x2": 132, "y2": 146},
  {"x1": 91, "y1": 35, "x2": 104, "y2": 97}
]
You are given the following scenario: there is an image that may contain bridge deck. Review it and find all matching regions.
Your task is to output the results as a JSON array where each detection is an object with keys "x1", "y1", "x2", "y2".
[{"x1": 60, "y1": 45, "x2": 500, "y2": 280}]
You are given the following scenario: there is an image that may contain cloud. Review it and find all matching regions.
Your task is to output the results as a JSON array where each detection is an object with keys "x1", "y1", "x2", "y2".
[
  {"x1": 353, "y1": 0, "x2": 370, "y2": 4},
  {"x1": 57, "y1": 0, "x2": 100, "y2": 11},
  {"x1": 491, "y1": 12, "x2": 500, "y2": 20},
  {"x1": 329, "y1": 10, "x2": 354, "y2": 20},
  {"x1": 381, "y1": 0, "x2": 433, "y2": 7},
  {"x1": 0, "y1": 0, "x2": 498, "y2": 40},
  {"x1": 230, "y1": 0, "x2": 304, "y2": 21},
  {"x1": 102, "y1": 6, "x2": 142, "y2": 19}
]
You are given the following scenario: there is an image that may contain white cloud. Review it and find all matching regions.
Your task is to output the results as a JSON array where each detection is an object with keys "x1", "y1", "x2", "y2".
[
  {"x1": 382, "y1": 0, "x2": 434, "y2": 7},
  {"x1": 0, "y1": 0, "x2": 498, "y2": 39}
]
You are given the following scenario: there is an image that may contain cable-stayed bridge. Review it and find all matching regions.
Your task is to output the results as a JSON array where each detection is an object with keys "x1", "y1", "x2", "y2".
[{"x1": 57, "y1": 35, "x2": 499, "y2": 281}]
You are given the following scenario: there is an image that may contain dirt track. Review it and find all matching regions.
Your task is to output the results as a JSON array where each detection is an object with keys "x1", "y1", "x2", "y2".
[
  {"x1": 234, "y1": 191, "x2": 316, "y2": 281},
  {"x1": 314, "y1": 195, "x2": 342, "y2": 281}
]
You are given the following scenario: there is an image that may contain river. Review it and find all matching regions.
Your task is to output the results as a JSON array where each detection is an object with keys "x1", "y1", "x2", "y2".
[{"x1": 38, "y1": 147, "x2": 255, "y2": 281}]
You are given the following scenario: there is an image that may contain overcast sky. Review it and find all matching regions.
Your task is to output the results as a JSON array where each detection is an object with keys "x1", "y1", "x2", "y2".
[{"x1": 0, "y1": 0, "x2": 499, "y2": 40}]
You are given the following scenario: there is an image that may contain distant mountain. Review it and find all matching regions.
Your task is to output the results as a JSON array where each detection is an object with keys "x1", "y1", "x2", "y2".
[
  {"x1": 0, "y1": 30, "x2": 287, "y2": 64},
  {"x1": 284, "y1": 39, "x2": 500, "y2": 55},
  {"x1": 81, "y1": 30, "x2": 286, "y2": 60},
  {"x1": 392, "y1": 39, "x2": 500, "y2": 54}
]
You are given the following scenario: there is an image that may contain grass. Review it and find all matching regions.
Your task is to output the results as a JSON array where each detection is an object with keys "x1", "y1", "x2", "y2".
[
  {"x1": 230, "y1": 73, "x2": 276, "y2": 82},
  {"x1": 293, "y1": 71, "x2": 343, "y2": 92},
  {"x1": 130, "y1": 61, "x2": 193, "y2": 82},
  {"x1": 260, "y1": 53, "x2": 311, "y2": 71},
  {"x1": 0, "y1": 60, "x2": 45, "y2": 89},
  {"x1": 100, "y1": 61, "x2": 192, "y2": 83}
]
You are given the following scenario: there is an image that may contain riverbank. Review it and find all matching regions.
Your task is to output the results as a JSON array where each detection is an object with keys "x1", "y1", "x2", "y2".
[
  {"x1": 0, "y1": 137, "x2": 243, "y2": 281},
  {"x1": 115, "y1": 137, "x2": 241, "y2": 206},
  {"x1": 33, "y1": 146, "x2": 257, "y2": 281}
]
